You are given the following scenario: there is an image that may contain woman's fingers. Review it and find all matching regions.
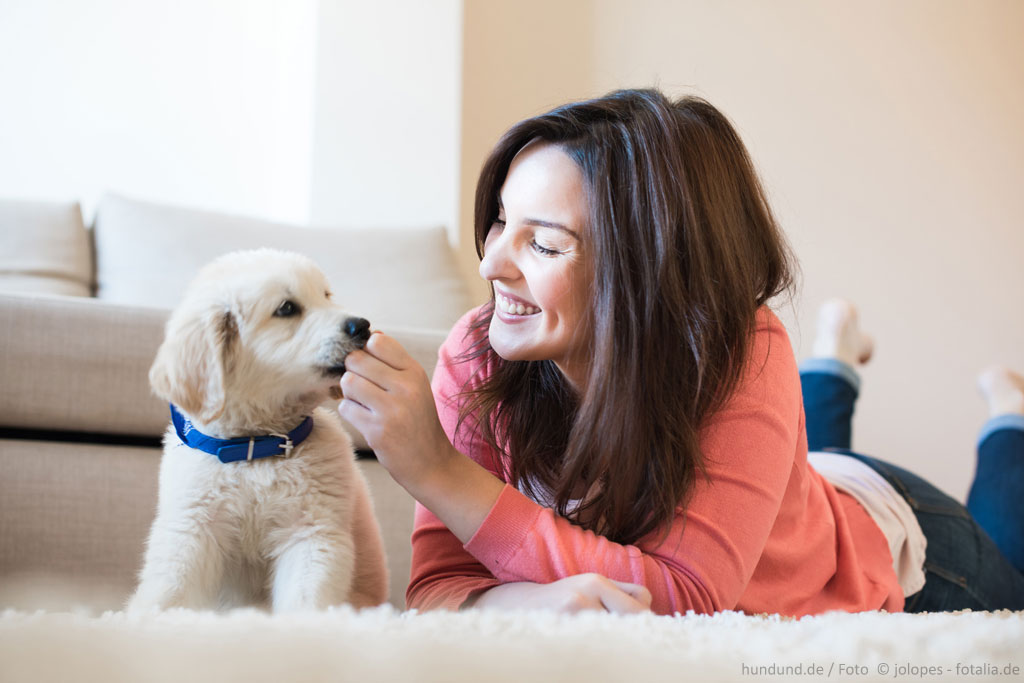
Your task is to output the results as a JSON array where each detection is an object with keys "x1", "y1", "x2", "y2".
[
  {"x1": 335, "y1": 332, "x2": 448, "y2": 487},
  {"x1": 596, "y1": 580, "x2": 651, "y2": 614},
  {"x1": 556, "y1": 574, "x2": 653, "y2": 615},
  {"x1": 339, "y1": 369, "x2": 389, "y2": 413},
  {"x1": 363, "y1": 331, "x2": 414, "y2": 371},
  {"x1": 343, "y1": 348, "x2": 398, "y2": 393},
  {"x1": 469, "y1": 576, "x2": 654, "y2": 615},
  {"x1": 608, "y1": 579, "x2": 653, "y2": 608},
  {"x1": 343, "y1": 335, "x2": 428, "y2": 401}
]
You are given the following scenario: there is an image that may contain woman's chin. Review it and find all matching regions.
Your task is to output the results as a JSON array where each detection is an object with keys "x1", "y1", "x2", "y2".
[
  {"x1": 489, "y1": 340, "x2": 521, "y2": 362},
  {"x1": 487, "y1": 333, "x2": 530, "y2": 363}
]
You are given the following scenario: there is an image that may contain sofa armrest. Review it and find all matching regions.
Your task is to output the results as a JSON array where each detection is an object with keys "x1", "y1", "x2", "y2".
[
  {"x1": 0, "y1": 292, "x2": 451, "y2": 450},
  {"x1": 0, "y1": 292, "x2": 170, "y2": 438}
]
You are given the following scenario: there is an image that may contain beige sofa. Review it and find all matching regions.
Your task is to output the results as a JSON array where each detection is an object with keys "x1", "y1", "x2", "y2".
[{"x1": 0, "y1": 195, "x2": 476, "y2": 611}]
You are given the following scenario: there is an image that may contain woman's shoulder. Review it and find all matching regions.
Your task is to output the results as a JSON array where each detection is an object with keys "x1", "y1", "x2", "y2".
[
  {"x1": 752, "y1": 305, "x2": 794, "y2": 355},
  {"x1": 755, "y1": 304, "x2": 787, "y2": 332},
  {"x1": 701, "y1": 304, "x2": 801, "y2": 436},
  {"x1": 731, "y1": 305, "x2": 799, "y2": 398}
]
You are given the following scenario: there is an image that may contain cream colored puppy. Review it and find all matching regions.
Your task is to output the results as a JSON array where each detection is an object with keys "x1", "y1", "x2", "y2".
[{"x1": 129, "y1": 249, "x2": 388, "y2": 612}]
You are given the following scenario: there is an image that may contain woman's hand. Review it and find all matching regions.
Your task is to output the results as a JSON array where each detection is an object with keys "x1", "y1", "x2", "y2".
[
  {"x1": 468, "y1": 574, "x2": 653, "y2": 615},
  {"x1": 338, "y1": 332, "x2": 454, "y2": 488},
  {"x1": 338, "y1": 332, "x2": 504, "y2": 542}
]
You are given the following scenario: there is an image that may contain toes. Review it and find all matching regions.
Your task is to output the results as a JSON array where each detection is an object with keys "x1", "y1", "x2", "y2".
[{"x1": 858, "y1": 333, "x2": 875, "y2": 365}]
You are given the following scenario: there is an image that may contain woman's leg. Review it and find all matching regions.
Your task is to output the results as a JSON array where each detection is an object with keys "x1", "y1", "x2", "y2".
[
  {"x1": 967, "y1": 367, "x2": 1024, "y2": 572},
  {"x1": 842, "y1": 450, "x2": 1024, "y2": 611},
  {"x1": 799, "y1": 300, "x2": 874, "y2": 451},
  {"x1": 800, "y1": 301, "x2": 1024, "y2": 609}
]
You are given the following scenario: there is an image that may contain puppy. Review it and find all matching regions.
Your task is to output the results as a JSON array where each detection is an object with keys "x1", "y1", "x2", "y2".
[{"x1": 129, "y1": 249, "x2": 388, "y2": 612}]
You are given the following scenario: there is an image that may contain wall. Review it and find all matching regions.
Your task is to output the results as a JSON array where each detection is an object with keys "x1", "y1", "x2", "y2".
[
  {"x1": 0, "y1": 0, "x2": 462, "y2": 235},
  {"x1": 310, "y1": 0, "x2": 461, "y2": 233},
  {"x1": 0, "y1": 0, "x2": 318, "y2": 224}
]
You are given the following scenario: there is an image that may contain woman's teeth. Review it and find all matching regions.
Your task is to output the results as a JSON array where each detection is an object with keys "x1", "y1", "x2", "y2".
[{"x1": 497, "y1": 294, "x2": 539, "y2": 316}]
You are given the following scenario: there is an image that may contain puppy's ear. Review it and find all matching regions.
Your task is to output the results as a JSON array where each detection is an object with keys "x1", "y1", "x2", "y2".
[{"x1": 150, "y1": 306, "x2": 237, "y2": 423}]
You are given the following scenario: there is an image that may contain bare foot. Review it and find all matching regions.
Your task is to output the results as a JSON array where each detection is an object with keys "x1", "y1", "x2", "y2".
[
  {"x1": 977, "y1": 366, "x2": 1024, "y2": 418},
  {"x1": 812, "y1": 298, "x2": 875, "y2": 367}
]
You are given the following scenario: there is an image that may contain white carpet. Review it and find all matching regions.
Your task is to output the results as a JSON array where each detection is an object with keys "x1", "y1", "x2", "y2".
[{"x1": 2, "y1": 607, "x2": 1022, "y2": 683}]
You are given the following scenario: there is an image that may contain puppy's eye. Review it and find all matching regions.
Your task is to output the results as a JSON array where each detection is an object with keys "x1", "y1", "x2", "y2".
[
  {"x1": 325, "y1": 290, "x2": 332, "y2": 300},
  {"x1": 274, "y1": 300, "x2": 301, "y2": 318}
]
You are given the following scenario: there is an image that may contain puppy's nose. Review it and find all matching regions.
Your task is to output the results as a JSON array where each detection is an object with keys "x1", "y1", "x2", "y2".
[{"x1": 344, "y1": 317, "x2": 371, "y2": 343}]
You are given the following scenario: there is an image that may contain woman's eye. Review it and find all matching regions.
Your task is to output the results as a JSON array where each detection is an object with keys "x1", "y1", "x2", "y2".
[
  {"x1": 531, "y1": 240, "x2": 560, "y2": 256},
  {"x1": 274, "y1": 300, "x2": 301, "y2": 317}
]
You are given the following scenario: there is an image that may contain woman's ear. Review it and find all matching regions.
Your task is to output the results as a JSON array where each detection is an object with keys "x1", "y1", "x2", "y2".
[{"x1": 149, "y1": 306, "x2": 237, "y2": 423}]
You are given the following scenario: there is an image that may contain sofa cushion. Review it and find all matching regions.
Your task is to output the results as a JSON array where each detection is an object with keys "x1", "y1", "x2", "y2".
[
  {"x1": 93, "y1": 195, "x2": 474, "y2": 331},
  {"x1": 0, "y1": 200, "x2": 92, "y2": 297}
]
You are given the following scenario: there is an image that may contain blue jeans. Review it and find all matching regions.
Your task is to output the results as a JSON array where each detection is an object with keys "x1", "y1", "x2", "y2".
[{"x1": 800, "y1": 358, "x2": 1024, "y2": 612}]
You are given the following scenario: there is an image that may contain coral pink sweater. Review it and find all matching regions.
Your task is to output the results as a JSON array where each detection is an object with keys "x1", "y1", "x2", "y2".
[{"x1": 406, "y1": 307, "x2": 903, "y2": 616}]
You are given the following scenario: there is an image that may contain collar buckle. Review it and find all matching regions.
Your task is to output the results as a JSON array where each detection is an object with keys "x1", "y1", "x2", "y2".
[{"x1": 271, "y1": 433, "x2": 295, "y2": 458}]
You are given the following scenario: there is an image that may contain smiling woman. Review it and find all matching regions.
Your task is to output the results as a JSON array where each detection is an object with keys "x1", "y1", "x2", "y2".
[
  {"x1": 337, "y1": 88, "x2": 1024, "y2": 618},
  {"x1": 338, "y1": 89, "x2": 799, "y2": 615}
]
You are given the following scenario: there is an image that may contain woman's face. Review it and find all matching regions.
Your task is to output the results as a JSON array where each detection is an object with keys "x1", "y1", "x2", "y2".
[{"x1": 479, "y1": 141, "x2": 592, "y2": 388}]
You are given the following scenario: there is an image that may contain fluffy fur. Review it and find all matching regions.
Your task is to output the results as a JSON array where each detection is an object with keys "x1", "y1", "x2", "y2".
[{"x1": 129, "y1": 249, "x2": 388, "y2": 613}]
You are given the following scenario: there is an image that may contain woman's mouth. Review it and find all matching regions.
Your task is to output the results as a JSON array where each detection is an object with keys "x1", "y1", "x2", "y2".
[{"x1": 496, "y1": 293, "x2": 540, "y2": 316}]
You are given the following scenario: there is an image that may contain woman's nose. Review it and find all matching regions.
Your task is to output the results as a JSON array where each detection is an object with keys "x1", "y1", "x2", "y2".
[{"x1": 479, "y1": 232, "x2": 515, "y2": 282}]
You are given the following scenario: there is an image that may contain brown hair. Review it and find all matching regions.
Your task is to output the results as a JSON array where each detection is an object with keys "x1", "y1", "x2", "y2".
[{"x1": 459, "y1": 89, "x2": 795, "y2": 545}]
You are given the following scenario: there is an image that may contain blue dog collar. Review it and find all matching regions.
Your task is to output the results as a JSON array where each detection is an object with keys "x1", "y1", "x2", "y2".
[{"x1": 170, "y1": 404, "x2": 314, "y2": 463}]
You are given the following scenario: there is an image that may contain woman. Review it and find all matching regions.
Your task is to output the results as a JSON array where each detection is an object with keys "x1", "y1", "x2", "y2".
[{"x1": 338, "y1": 89, "x2": 1024, "y2": 615}]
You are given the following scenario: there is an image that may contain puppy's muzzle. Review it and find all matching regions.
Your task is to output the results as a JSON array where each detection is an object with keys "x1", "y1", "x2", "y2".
[
  {"x1": 322, "y1": 317, "x2": 372, "y2": 378},
  {"x1": 344, "y1": 317, "x2": 371, "y2": 346}
]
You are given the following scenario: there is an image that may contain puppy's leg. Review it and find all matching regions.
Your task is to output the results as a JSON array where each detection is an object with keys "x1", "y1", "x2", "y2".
[
  {"x1": 269, "y1": 528, "x2": 355, "y2": 612},
  {"x1": 128, "y1": 514, "x2": 227, "y2": 611},
  {"x1": 345, "y1": 477, "x2": 390, "y2": 608}
]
